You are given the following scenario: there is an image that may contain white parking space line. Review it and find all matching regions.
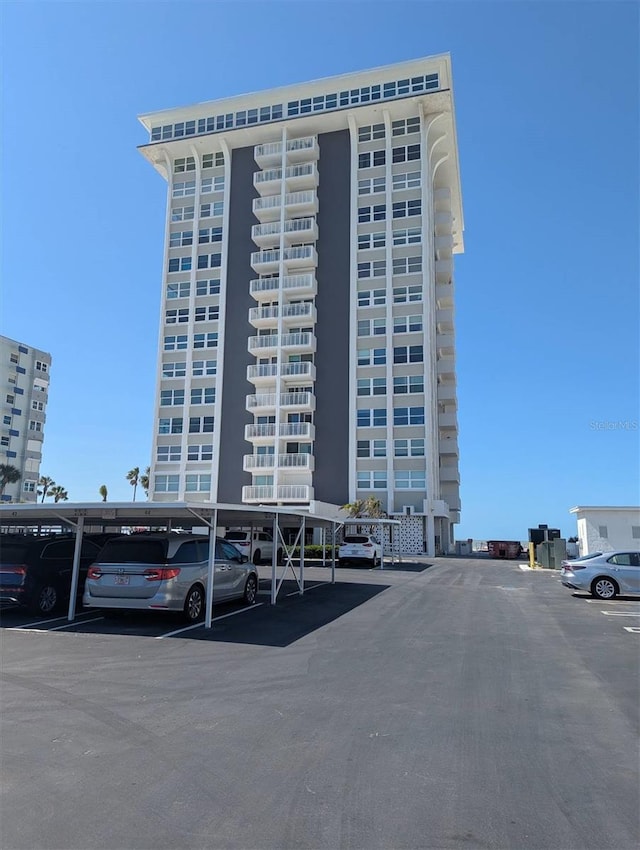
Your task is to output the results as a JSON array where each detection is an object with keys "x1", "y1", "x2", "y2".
[
  {"x1": 8, "y1": 612, "x2": 103, "y2": 630},
  {"x1": 157, "y1": 603, "x2": 264, "y2": 639},
  {"x1": 586, "y1": 599, "x2": 640, "y2": 604},
  {"x1": 600, "y1": 611, "x2": 640, "y2": 617},
  {"x1": 623, "y1": 627, "x2": 640, "y2": 633},
  {"x1": 11, "y1": 617, "x2": 105, "y2": 633},
  {"x1": 285, "y1": 582, "x2": 326, "y2": 597}
]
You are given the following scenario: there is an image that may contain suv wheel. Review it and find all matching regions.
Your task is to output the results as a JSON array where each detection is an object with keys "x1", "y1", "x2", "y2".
[
  {"x1": 183, "y1": 585, "x2": 205, "y2": 622},
  {"x1": 30, "y1": 584, "x2": 59, "y2": 616},
  {"x1": 253, "y1": 549, "x2": 261, "y2": 566}
]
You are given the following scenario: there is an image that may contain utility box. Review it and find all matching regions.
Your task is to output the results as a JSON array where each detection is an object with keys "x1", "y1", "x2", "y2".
[{"x1": 537, "y1": 539, "x2": 567, "y2": 569}]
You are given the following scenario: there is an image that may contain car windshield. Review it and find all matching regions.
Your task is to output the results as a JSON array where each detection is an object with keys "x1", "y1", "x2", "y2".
[
  {"x1": 225, "y1": 533, "x2": 248, "y2": 541},
  {"x1": 575, "y1": 553, "x2": 603, "y2": 561},
  {"x1": 97, "y1": 539, "x2": 168, "y2": 564},
  {"x1": 0, "y1": 542, "x2": 28, "y2": 564}
]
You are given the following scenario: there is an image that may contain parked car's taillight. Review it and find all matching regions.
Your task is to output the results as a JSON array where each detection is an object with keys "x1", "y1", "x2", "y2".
[
  {"x1": 143, "y1": 568, "x2": 181, "y2": 581},
  {"x1": 88, "y1": 566, "x2": 103, "y2": 579},
  {"x1": 1, "y1": 565, "x2": 27, "y2": 576},
  {"x1": 570, "y1": 563, "x2": 587, "y2": 570},
  {"x1": 362, "y1": 543, "x2": 373, "y2": 548}
]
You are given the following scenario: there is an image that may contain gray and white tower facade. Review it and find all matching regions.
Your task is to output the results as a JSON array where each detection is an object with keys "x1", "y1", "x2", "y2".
[
  {"x1": 0, "y1": 335, "x2": 51, "y2": 503},
  {"x1": 139, "y1": 54, "x2": 463, "y2": 554}
]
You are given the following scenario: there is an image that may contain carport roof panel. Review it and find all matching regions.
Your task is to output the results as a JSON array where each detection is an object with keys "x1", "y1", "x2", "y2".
[{"x1": 0, "y1": 500, "x2": 344, "y2": 529}]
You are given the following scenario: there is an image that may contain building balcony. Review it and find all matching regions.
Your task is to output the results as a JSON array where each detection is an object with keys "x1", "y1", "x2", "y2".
[
  {"x1": 243, "y1": 454, "x2": 275, "y2": 471},
  {"x1": 251, "y1": 217, "x2": 318, "y2": 249},
  {"x1": 254, "y1": 137, "x2": 319, "y2": 168},
  {"x1": 434, "y1": 187, "x2": 452, "y2": 212},
  {"x1": 243, "y1": 453, "x2": 314, "y2": 472},
  {"x1": 242, "y1": 484, "x2": 313, "y2": 504},
  {"x1": 438, "y1": 412, "x2": 458, "y2": 430},
  {"x1": 436, "y1": 283, "x2": 453, "y2": 309},
  {"x1": 435, "y1": 259, "x2": 452, "y2": 283},
  {"x1": 249, "y1": 273, "x2": 317, "y2": 301},
  {"x1": 437, "y1": 357, "x2": 456, "y2": 380},
  {"x1": 435, "y1": 234, "x2": 454, "y2": 259},
  {"x1": 244, "y1": 423, "x2": 277, "y2": 443},
  {"x1": 437, "y1": 383, "x2": 458, "y2": 403},
  {"x1": 250, "y1": 245, "x2": 317, "y2": 275},
  {"x1": 248, "y1": 302, "x2": 316, "y2": 329},
  {"x1": 277, "y1": 421, "x2": 315, "y2": 440},
  {"x1": 436, "y1": 334, "x2": 455, "y2": 356},
  {"x1": 252, "y1": 190, "x2": 318, "y2": 222},
  {"x1": 439, "y1": 465, "x2": 460, "y2": 484},
  {"x1": 253, "y1": 163, "x2": 318, "y2": 195},
  {"x1": 439, "y1": 436, "x2": 459, "y2": 457},
  {"x1": 436, "y1": 308, "x2": 454, "y2": 332},
  {"x1": 246, "y1": 360, "x2": 316, "y2": 385},
  {"x1": 248, "y1": 332, "x2": 316, "y2": 357},
  {"x1": 435, "y1": 211, "x2": 453, "y2": 235},
  {"x1": 246, "y1": 391, "x2": 315, "y2": 414}
]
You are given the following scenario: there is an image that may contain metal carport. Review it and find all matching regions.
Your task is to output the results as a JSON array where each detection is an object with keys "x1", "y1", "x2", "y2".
[{"x1": 0, "y1": 501, "x2": 345, "y2": 628}]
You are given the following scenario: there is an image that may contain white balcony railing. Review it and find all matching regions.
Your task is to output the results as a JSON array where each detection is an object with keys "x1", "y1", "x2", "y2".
[
  {"x1": 244, "y1": 421, "x2": 315, "y2": 441},
  {"x1": 249, "y1": 273, "x2": 317, "y2": 298},
  {"x1": 243, "y1": 453, "x2": 313, "y2": 472},
  {"x1": 254, "y1": 137, "x2": 317, "y2": 162},
  {"x1": 248, "y1": 303, "x2": 315, "y2": 323},
  {"x1": 252, "y1": 190, "x2": 318, "y2": 221},
  {"x1": 248, "y1": 332, "x2": 315, "y2": 353},
  {"x1": 251, "y1": 217, "x2": 317, "y2": 245},
  {"x1": 246, "y1": 391, "x2": 314, "y2": 410},
  {"x1": 250, "y1": 245, "x2": 317, "y2": 271},
  {"x1": 242, "y1": 484, "x2": 313, "y2": 503}
]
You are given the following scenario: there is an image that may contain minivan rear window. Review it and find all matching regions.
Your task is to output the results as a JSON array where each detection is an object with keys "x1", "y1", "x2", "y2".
[{"x1": 98, "y1": 539, "x2": 167, "y2": 564}]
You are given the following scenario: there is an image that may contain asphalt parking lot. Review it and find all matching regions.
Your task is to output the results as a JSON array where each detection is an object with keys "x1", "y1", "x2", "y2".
[{"x1": 1, "y1": 558, "x2": 639, "y2": 850}]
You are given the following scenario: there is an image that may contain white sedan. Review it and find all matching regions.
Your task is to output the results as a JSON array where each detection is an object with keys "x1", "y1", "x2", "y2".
[{"x1": 338, "y1": 534, "x2": 382, "y2": 567}]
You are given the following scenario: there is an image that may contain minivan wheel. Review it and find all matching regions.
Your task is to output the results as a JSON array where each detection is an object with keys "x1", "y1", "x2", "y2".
[
  {"x1": 30, "y1": 584, "x2": 59, "y2": 616},
  {"x1": 591, "y1": 577, "x2": 619, "y2": 600},
  {"x1": 243, "y1": 575, "x2": 258, "y2": 604},
  {"x1": 183, "y1": 585, "x2": 205, "y2": 622},
  {"x1": 253, "y1": 549, "x2": 261, "y2": 566},
  {"x1": 277, "y1": 548, "x2": 284, "y2": 565}
]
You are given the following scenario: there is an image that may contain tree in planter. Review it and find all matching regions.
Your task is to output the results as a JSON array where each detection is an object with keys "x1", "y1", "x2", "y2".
[
  {"x1": 99, "y1": 485, "x2": 108, "y2": 502},
  {"x1": 49, "y1": 485, "x2": 69, "y2": 503},
  {"x1": 341, "y1": 497, "x2": 386, "y2": 533},
  {"x1": 0, "y1": 463, "x2": 21, "y2": 496},
  {"x1": 38, "y1": 475, "x2": 55, "y2": 503}
]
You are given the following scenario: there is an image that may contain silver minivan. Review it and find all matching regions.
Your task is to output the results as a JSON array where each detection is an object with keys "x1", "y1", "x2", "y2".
[{"x1": 83, "y1": 533, "x2": 258, "y2": 621}]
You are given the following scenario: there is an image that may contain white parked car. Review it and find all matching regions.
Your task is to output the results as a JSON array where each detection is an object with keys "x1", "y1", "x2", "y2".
[
  {"x1": 560, "y1": 551, "x2": 640, "y2": 599},
  {"x1": 338, "y1": 534, "x2": 382, "y2": 567},
  {"x1": 224, "y1": 530, "x2": 282, "y2": 566}
]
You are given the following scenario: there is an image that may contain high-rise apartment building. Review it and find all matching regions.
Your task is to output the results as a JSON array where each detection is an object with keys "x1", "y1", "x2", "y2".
[
  {"x1": 0, "y1": 335, "x2": 51, "y2": 503},
  {"x1": 139, "y1": 54, "x2": 463, "y2": 554}
]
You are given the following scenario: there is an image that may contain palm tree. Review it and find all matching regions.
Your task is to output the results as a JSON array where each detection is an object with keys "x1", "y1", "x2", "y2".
[
  {"x1": 49, "y1": 485, "x2": 68, "y2": 503},
  {"x1": 38, "y1": 475, "x2": 55, "y2": 503},
  {"x1": 99, "y1": 484, "x2": 108, "y2": 502},
  {"x1": 139, "y1": 467, "x2": 150, "y2": 499},
  {"x1": 126, "y1": 467, "x2": 140, "y2": 501},
  {"x1": 0, "y1": 463, "x2": 21, "y2": 496}
]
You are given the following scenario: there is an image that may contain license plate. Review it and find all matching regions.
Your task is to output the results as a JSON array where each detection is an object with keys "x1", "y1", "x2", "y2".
[{"x1": 115, "y1": 576, "x2": 130, "y2": 586}]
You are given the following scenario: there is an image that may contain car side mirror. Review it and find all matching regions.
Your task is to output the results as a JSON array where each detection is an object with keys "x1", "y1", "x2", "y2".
[{"x1": 239, "y1": 555, "x2": 248, "y2": 563}]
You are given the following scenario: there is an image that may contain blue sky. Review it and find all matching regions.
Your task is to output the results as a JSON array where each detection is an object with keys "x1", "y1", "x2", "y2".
[{"x1": 2, "y1": 1, "x2": 638, "y2": 539}]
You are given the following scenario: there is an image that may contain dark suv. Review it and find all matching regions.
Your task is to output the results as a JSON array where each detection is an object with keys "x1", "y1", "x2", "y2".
[{"x1": 0, "y1": 534, "x2": 106, "y2": 616}]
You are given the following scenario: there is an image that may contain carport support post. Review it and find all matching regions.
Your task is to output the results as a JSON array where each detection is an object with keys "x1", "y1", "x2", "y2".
[
  {"x1": 204, "y1": 508, "x2": 218, "y2": 629},
  {"x1": 331, "y1": 522, "x2": 336, "y2": 584},
  {"x1": 299, "y1": 515, "x2": 306, "y2": 594},
  {"x1": 271, "y1": 514, "x2": 279, "y2": 606},
  {"x1": 67, "y1": 516, "x2": 84, "y2": 622}
]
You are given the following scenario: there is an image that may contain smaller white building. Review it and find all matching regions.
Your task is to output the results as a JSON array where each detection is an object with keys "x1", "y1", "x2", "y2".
[{"x1": 569, "y1": 506, "x2": 640, "y2": 556}]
